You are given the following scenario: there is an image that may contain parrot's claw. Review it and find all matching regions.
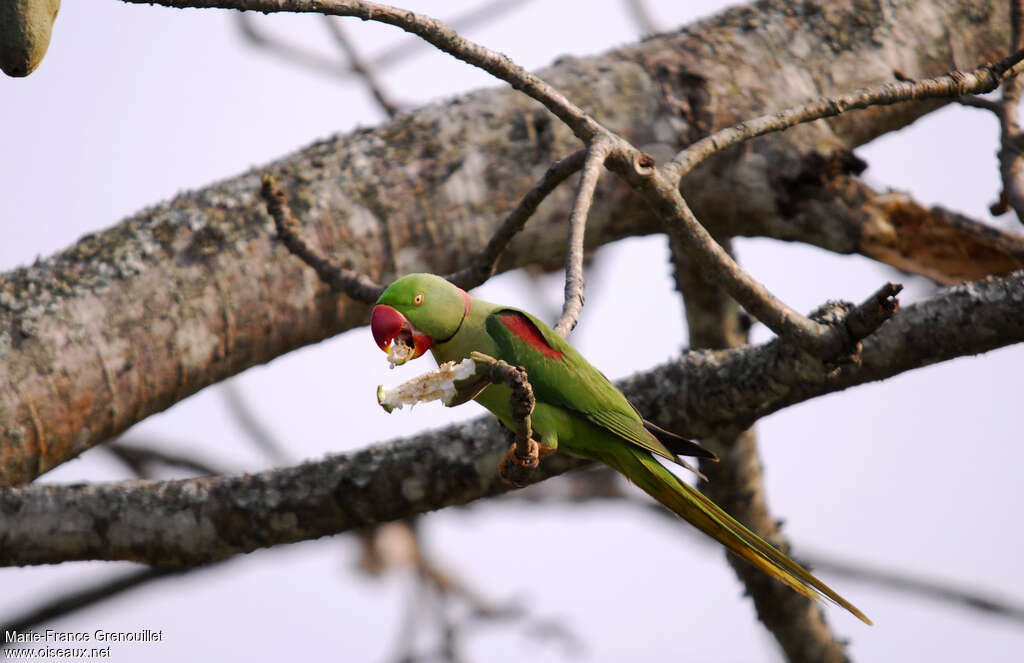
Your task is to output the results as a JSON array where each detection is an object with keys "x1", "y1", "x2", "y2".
[{"x1": 498, "y1": 439, "x2": 540, "y2": 487}]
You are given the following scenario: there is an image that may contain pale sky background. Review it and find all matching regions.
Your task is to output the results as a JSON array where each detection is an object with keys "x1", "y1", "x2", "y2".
[{"x1": 2, "y1": 1, "x2": 1023, "y2": 661}]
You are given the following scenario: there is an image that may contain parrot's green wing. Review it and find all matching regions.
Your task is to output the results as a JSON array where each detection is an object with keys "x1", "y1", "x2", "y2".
[{"x1": 484, "y1": 308, "x2": 712, "y2": 463}]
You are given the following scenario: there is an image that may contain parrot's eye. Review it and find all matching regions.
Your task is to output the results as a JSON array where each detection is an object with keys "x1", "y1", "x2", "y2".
[{"x1": 413, "y1": 293, "x2": 424, "y2": 306}]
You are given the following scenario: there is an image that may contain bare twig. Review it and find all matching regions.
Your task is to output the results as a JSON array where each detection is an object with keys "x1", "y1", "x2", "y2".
[
  {"x1": 842, "y1": 283, "x2": 902, "y2": 343},
  {"x1": 236, "y1": 13, "x2": 346, "y2": 78},
  {"x1": 221, "y1": 380, "x2": 293, "y2": 466},
  {"x1": 996, "y1": 1, "x2": 1024, "y2": 221},
  {"x1": 624, "y1": 0, "x2": 660, "y2": 37},
  {"x1": 613, "y1": 46, "x2": 1020, "y2": 361},
  {"x1": 260, "y1": 173, "x2": 385, "y2": 303},
  {"x1": 132, "y1": 0, "x2": 606, "y2": 142},
  {"x1": 553, "y1": 139, "x2": 611, "y2": 336},
  {"x1": 446, "y1": 150, "x2": 587, "y2": 290},
  {"x1": 106, "y1": 441, "x2": 223, "y2": 477},
  {"x1": 359, "y1": 520, "x2": 582, "y2": 661},
  {"x1": 321, "y1": 16, "x2": 401, "y2": 117},
  {"x1": 370, "y1": 0, "x2": 533, "y2": 69},
  {"x1": 617, "y1": 158, "x2": 901, "y2": 360},
  {"x1": 804, "y1": 554, "x2": 1024, "y2": 624},
  {"x1": 235, "y1": 0, "x2": 533, "y2": 83},
  {"x1": 266, "y1": 142, "x2": 585, "y2": 307},
  {"x1": 665, "y1": 47, "x2": 1024, "y2": 183},
  {"x1": 958, "y1": 94, "x2": 1002, "y2": 114},
  {"x1": 0, "y1": 566, "x2": 204, "y2": 646},
  {"x1": 955, "y1": 4, "x2": 1024, "y2": 221}
]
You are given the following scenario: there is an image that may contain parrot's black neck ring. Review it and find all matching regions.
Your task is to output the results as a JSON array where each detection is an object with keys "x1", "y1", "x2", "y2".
[{"x1": 435, "y1": 289, "x2": 472, "y2": 344}]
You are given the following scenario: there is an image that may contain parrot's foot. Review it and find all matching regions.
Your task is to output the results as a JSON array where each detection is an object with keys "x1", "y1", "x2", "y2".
[{"x1": 498, "y1": 439, "x2": 541, "y2": 487}]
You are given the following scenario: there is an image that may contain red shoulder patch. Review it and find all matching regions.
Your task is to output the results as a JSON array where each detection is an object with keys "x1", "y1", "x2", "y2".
[{"x1": 498, "y1": 311, "x2": 563, "y2": 359}]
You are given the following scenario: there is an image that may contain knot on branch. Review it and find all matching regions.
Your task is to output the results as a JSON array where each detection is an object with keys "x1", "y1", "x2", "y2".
[
  {"x1": 988, "y1": 46, "x2": 1024, "y2": 81},
  {"x1": 633, "y1": 151, "x2": 656, "y2": 177},
  {"x1": 808, "y1": 301, "x2": 859, "y2": 368}
]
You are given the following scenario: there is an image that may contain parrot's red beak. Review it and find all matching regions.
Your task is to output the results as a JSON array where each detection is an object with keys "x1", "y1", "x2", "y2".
[{"x1": 371, "y1": 305, "x2": 433, "y2": 360}]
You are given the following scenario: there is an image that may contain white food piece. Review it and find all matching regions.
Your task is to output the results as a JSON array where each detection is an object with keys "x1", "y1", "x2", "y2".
[
  {"x1": 385, "y1": 341, "x2": 416, "y2": 369},
  {"x1": 377, "y1": 358, "x2": 477, "y2": 411}
]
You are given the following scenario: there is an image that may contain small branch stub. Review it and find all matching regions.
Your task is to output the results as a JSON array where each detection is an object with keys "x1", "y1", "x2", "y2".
[
  {"x1": 843, "y1": 282, "x2": 903, "y2": 342},
  {"x1": 802, "y1": 282, "x2": 903, "y2": 372}
]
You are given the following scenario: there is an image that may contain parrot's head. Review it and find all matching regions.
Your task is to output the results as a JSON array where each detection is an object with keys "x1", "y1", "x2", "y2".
[{"x1": 371, "y1": 273, "x2": 470, "y2": 364}]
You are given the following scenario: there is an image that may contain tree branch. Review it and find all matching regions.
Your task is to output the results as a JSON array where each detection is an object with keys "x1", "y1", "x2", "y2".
[
  {"x1": 321, "y1": 16, "x2": 401, "y2": 117},
  {"x1": 617, "y1": 159, "x2": 899, "y2": 361},
  {"x1": 996, "y1": 0, "x2": 1024, "y2": 221},
  {"x1": 665, "y1": 47, "x2": 1024, "y2": 183},
  {"x1": 804, "y1": 554, "x2": 1024, "y2": 624},
  {"x1": 0, "y1": 565, "x2": 211, "y2": 643},
  {"x1": 235, "y1": 0, "x2": 533, "y2": 83},
  {"x1": 126, "y1": 0, "x2": 606, "y2": 142},
  {"x1": 261, "y1": 174, "x2": 385, "y2": 302},
  {"x1": 220, "y1": 380, "x2": 293, "y2": 466},
  {"x1": 3, "y1": 271, "x2": 1021, "y2": 567},
  {"x1": 105, "y1": 441, "x2": 223, "y2": 478},
  {"x1": 625, "y1": 271, "x2": 1024, "y2": 441},
  {"x1": 553, "y1": 139, "x2": 610, "y2": 336},
  {"x1": 446, "y1": 150, "x2": 586, "y2": 290},
  {"x1": 958, "y1": 93, "x2": 1002, "y2": 115},
  {"x1": 955, "y1": 1, "x2": 1024, "y2": 221},
  {"x1": 623, "y1": 0, "x2": 660, "y2": 37}
]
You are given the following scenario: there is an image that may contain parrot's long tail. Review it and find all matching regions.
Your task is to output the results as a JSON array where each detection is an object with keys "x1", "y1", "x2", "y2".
[{"x1": 605, "y1": 445, "x2": 871, "y2": 625}]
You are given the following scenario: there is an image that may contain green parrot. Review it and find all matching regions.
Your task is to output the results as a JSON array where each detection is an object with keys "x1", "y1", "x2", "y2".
[{"x1": 371, "y1": 272, "x2": 870, "y2": 624}]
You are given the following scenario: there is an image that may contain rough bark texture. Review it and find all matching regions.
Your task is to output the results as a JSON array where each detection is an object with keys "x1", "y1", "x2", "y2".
[
  {"x1": 628, "y1": 271, "x2": 1024, "y2": 440},
  {"x1": 2, "y1": 270, "x2": 1021, "y2": 567},
  {"x1": 0, "y1": 0, "x2": 1014, "y2": 485},
  {"x1": 0, "y1": 418, "x2": 587, "y2": 566}
]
